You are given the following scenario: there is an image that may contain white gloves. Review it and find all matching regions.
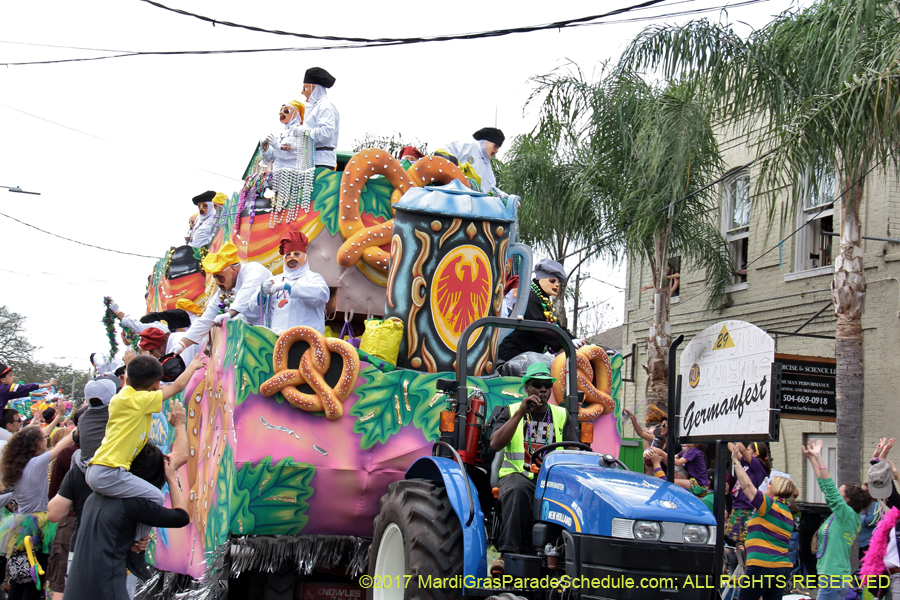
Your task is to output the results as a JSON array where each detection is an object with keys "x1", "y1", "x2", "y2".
[
  {"x1": 108, "y1": 299, "x2": 120, "y2": 313},
  {"x1": 270, "y1": 281, "x2": 290, "y2": 295},
  {"x1": 214, "y1": 313, "x2": 231, "y2": 325},
  {"x1": 262, "y1": 280, "x2": 275, "y2": 295},
  {"x1": 573, "y1": 338, "x2": 588, "y2": 349},
  {"x1": 173, "y1": 343, "x2": 184, "y2": 355}
]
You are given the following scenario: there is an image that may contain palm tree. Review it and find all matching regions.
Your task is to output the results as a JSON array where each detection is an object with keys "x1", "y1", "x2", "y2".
[
  {"x1": 500, "y1": 121, "x2": 608, "y2": 328},
  {"x1": 621, "y1": 0, "x2": 900, "y2": 485},
  {"x1": 510, "y1": 66, "x2": 733, "y2": 410}
]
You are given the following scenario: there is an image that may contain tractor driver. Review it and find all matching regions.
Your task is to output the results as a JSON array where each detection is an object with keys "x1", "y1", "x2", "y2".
[{"x1": 489, "y1": 363, "x2": 579, "y2": 575}]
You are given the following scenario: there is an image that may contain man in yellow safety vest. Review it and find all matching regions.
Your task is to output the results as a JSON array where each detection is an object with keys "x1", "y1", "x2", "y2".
[{"x1": 489, "y1": 363, "x2": 579, "y2": 572}]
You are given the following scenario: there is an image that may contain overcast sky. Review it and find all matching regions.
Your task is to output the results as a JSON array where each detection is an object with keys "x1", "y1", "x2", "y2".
[{"x1": 0, "y1": 0, "x2": 802, "y2": 372}]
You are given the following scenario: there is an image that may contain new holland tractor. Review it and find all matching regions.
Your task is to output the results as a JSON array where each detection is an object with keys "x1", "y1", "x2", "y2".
[{"x1": 368, "y1": 318, "x2": 718, "y2": 600}]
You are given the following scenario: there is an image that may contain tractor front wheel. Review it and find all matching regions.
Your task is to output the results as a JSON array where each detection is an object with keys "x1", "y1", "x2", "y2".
[{"x1": 369, "y1": 479, "x2": 464, "y2": 600}]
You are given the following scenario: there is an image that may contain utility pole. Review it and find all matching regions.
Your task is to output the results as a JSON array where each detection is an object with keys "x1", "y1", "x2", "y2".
[{"x1": 572, "y1": 270, "x2": 582, "y2": 337}]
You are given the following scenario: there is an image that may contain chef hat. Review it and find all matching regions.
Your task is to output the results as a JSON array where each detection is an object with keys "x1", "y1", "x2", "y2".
[
  {"x1": 138, "y1": 327, "x2": 168, "y2": 352},
  {"x1": 280, "y1": 231, "x2": 309, "y2": 255},
  {"x1": 285, "y1": 100, "x2": 306, "y2": 122},
  {"x1": 473, "y1": 127, "x2": 505, "y2": 147},
  {"x1": 192, "y1": 191, "x2": 216, "y2": 206},
  {"x1": 304, "y1": 67, "x2": 336, "y2": 88},
  {"x1": 398, "y1": 146, "x2": 424, "y2": 161},
  {"x1": 141, "y1": 309, "x2": 192, "y2": 331},
  {"x1": 504, "y1": 275, "x2": 520, "y2": 296},
  {"x1": 201, "y1": 242, "x2": 240, "y2": 275},
  {"x1": 175, "y1": 299, "x2": 204, "y2": 315}
]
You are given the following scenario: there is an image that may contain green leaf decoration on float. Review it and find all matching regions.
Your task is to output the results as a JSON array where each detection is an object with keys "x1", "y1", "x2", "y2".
[{"x1": 230, "y1": 457, "x2": 315, "y2": 536}]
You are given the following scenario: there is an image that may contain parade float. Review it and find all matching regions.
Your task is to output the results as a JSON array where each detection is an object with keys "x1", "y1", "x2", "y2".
[{"x1": 134, "y1": 142, "x2": 625, "y2": 599}]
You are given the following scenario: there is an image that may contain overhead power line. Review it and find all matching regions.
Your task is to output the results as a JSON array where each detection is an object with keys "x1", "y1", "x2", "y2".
[
  {"x1": 137, "y1": 0, "x2": 670, "y2": 44},
  {"x1": 0, "y1": 0, "x2": 775, "y2": 66},
  {"x1": 0, "y1": 210, "x2": 159, "y2": 259}
]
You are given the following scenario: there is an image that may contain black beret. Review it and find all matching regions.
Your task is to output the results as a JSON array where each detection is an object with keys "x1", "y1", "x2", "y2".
[
  {"x1": 473, "y1": 127, "x2": 505, "y2": 147},
  {"x1": 304, "y1": 67, "x2": 336, "y2": 88},
  {"x1": 140, "y1": 309, "x2": 192, "y2": 331},
  {"x1": 192, "y1": 191, "x2": 216, "y2": 206}
]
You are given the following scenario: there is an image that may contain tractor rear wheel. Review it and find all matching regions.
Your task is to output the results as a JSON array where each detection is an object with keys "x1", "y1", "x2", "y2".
[{"x1": 369, "y1": 479, "x2": 464, "y2": 600}]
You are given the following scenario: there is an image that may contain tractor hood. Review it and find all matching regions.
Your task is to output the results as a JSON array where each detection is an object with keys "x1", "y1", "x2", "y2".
[{"x1": 534, "y1": 451, "x2": 716, "y2": 537}]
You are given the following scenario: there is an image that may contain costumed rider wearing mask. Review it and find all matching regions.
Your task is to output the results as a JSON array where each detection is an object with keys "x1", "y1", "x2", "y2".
[
  {"x1": 301, "y1": 67, "x2": 340, "y2": 170},
  {"x1": 441, "y1": 127, "x2": 505, "y2": 194},
  {"x1": 139, "y1": 309, "x2": 199, "y2": 366},
  {"x1": 187, "y1": 191, "x2": 227, "y2": 248},
  {"x1": 498, "y1": 259, "x2": 586, "y2": 363},
  {"x1": 489, "y1": 363, "x2": 579, "y2": 575},
  {"x1": 255, "y1": 231, "x2": 330, "y2": 334},
  {"x1": 173, "y1": 242, "x2": 271, "y2": 355},
  {"x1": 261, "y1": 100, "x2": 308, "y2": 170}
]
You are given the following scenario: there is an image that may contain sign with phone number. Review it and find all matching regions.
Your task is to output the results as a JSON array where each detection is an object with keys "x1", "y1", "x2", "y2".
[{"x1": 775, "y1": 354, "x2": 836, "y2": 422}]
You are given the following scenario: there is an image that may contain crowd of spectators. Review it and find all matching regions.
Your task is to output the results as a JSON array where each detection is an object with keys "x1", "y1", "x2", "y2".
[{"x1": 0, "y1": 353, "x2": 200, "y2": 600}]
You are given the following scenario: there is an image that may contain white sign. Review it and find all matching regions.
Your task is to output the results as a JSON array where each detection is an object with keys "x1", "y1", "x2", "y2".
[{"x1": 678, "y1": 320, "x2": 774, "y2": 441}]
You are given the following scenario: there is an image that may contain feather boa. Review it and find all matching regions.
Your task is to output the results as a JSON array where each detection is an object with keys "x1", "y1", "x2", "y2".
[{"x1": 861, "y1": 505, "x2": 900, "y2": 580}]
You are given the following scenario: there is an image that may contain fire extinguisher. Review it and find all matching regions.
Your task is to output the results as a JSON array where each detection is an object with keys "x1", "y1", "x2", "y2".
[{"x1": 459, "y1": 390, "x2": 486, "y2": 465}]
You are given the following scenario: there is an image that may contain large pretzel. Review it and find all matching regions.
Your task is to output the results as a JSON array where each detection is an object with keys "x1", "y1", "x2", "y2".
[
  {"x1": 337, "y1": 150, "x2": 470, "y2": 271},
  {"x1": 551, "y1": 345, "x2": 616, "y2": 422},
  {"x1": 260, "y1": 326, "x2": 360, "y2": 420}
]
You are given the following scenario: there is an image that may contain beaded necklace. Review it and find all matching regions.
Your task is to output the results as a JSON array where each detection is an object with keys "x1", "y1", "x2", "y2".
[
  {"x1": 256, "y1": 283, "x2": 273, "y2": 329},
  {"x1": 531, "y1": 281, "x2": 558, "y2": 324},
  {"x1": 815, "y1": 514, "x2": 835, "y2": 559},
  {"x1": 218, "y1": 289, "x2": 236, "y2": 315}
]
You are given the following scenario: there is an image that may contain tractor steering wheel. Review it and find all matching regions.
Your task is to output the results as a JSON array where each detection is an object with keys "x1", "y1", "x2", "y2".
[{"x1": 530, "y1": 441, "x2": 594, "y2": 464}]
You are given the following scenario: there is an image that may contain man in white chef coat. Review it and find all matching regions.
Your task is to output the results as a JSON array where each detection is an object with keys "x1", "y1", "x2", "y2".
[
  {"x1": 301, "y1": 67, "x2": 340, "y2": 170},
  {"x1": 442, "y1": 127, "x2": 505, "y2": 194},
  {"x1": 255, "y1": 231, "x2": 329, "y2": 334},
  {"x1": 173, "y1": 242, "x2": 271, "y2": 354}
]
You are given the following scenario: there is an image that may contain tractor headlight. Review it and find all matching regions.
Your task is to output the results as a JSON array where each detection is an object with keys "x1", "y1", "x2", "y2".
[
  {"x1": 633, "y1": 521, "x2": 662, "y2": 541},
  {"x1": 682, "y1": 524, "x2": 709, "y2": 544}
]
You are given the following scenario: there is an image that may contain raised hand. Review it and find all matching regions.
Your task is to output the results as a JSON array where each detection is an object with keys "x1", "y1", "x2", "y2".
[
  {"x1": 167, "y1": 402, "x2": 186, "y2": 427},
  {"x1": 881, "y1": 438, "x2": 896, "y2": 460}
]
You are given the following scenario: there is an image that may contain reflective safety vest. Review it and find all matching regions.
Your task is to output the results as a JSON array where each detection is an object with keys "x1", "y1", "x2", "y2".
[{"x1": 499, "y1": 402, "x2": 568, "y2": 480}]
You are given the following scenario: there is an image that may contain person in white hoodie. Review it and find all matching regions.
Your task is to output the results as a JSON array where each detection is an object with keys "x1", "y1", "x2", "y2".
[
  {"x1": 186, "y1": 191, "x2": 225, "y2": 248},
  {"x1": 300, "y1": 67, "x2": 339, "y2": 169},
  {"x1": 261, "y1": 100, "x2": 308, "y2": 171},
  {"x1": 254, "y1": 231, "x2": 329, "y2": 334}
]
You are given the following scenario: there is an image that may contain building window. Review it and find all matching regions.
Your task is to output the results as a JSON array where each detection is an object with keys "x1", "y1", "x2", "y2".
[
  {"x1": 795, "y1": 167, "x2": 835, "y2": 272},
  {"x1": 721, "y1": 169, "x2": 750, "y2": 285}
]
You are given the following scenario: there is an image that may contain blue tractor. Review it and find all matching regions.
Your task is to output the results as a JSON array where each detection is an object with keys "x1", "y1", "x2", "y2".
[{"x1": 368, "y1": 318, "x2": 718, "y2": 600}]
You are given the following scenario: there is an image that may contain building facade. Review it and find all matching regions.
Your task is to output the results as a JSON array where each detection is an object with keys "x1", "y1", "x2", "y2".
[{"x1": 620, "y1": 130, "x2": 900, "y2": 500}]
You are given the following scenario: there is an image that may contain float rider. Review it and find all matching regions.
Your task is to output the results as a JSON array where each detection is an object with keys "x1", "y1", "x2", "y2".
[
  {"x1": 301, "y1": 67, "x2": 339, "y2": 170},
  {"x1": 255, "y1": 231, "x2": 330, "y2": 334},
  {"x1": 489, "y1": 363, "x2": 579, "y2": 575},
  {"x1": 173, "y1": 242, "x2": 271, "y2": 355},
  {"x1": 187, "y1": 191, "x2": 226, "y2": 248}
]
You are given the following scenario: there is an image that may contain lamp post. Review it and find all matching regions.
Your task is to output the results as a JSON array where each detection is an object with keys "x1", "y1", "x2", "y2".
[{"x1": 1, "y1": 185, "x2": 40, "y2": 195}]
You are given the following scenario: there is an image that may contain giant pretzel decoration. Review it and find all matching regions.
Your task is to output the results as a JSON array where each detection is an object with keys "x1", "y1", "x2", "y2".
[
  {"x1": 260, "y1": 326, "x2": 361, "y2": 420},
  {"x1": 337, "y1": 149, "x2": 470, "y2": 271},
  {"x1": 551, "y1": 345, "x2": 616, "y2": 422}
]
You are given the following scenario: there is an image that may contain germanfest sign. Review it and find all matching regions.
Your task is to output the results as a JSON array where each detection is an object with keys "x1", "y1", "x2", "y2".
[
  {"x1": 774, "y1": 353, "x2": 836, "y2": 422},
  {"x1": 679, "y1": 320, "x2": 776, "y2": 443}
]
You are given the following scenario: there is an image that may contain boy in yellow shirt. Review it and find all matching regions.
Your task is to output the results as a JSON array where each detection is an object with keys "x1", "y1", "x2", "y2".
[{"x1": 85, "y1": 353, "x2": 205, "y2": 576}]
